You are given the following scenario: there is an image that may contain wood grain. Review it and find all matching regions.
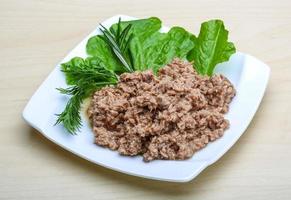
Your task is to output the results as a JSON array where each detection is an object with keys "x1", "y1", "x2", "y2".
[{"x1": 1, "y1": 0, "x2": 291, "y2": 199}]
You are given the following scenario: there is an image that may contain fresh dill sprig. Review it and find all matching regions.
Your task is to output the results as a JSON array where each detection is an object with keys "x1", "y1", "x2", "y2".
[
  {"x1": 99, "y1": 18, "x2": 134, "y2": 72},
  {"x1": 55, "y1": 86, "x2": 85, "y2": 134},
  {"x1": 55, "y1": 61, "x2": 118, "y2": 135},
  {"x1": 61, "y1": 59, "x2": 119, "y2": 83}
]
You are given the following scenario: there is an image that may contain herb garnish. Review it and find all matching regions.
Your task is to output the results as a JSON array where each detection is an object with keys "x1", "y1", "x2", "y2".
[
  {"x1": 99, "y1": 18, "x2": 134, "y2": 72},
  {"x1": 55, "y1": 57, "x2": 118, "y2": 134}
]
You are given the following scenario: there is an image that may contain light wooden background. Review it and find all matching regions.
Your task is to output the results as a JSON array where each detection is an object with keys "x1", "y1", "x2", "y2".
[{"x1": 1, "y1": 0, "x2": 291, "y2": 199}]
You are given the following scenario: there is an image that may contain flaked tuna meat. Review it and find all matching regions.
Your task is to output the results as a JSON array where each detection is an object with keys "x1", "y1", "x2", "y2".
[{"x1": 88, "y1": 58, "x2": 236, "y2": 162}]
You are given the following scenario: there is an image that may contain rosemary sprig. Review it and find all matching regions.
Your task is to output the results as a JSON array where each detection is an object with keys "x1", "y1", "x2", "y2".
[{"x1": 99, "y1": 18, "x2": 134, "y2": 72}]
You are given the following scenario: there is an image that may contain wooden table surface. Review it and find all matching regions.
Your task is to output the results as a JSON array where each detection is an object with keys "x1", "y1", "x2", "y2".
[{"x1": 1, "y1": 0, "x2": 291, "y2": 199}]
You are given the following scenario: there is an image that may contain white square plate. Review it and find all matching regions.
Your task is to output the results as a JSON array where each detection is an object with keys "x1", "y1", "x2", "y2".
[{"x1": 23, "y1": 15, "x2": 270, "y2": 182}]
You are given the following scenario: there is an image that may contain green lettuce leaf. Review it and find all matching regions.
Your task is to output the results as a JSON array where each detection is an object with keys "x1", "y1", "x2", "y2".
[
  {"x1": 148, "y1": 27, "x2": 196, "y2": 73},
  {"x1": 109, "y1": 17, "x2": 162, "y2": 42},
  {"x1": 110, "y1": 18, "x2": 195, "y2": 72},
  {"x1": 187, "y1": 19, "x2": 236, "y2": 76},
  {"x1": 110, "y1": 17, "x2": 162, "y2": 71}
]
